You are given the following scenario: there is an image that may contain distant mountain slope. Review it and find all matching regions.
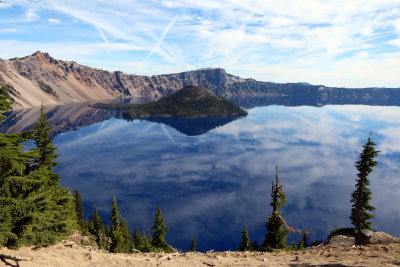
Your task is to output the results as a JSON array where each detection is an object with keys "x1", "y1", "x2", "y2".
[{"x1": 1, "y1": 51, "x2": 400, "y2": 109}]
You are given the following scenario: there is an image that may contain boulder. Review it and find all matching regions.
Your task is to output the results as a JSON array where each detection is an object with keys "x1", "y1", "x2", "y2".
[
  {"x1": 355, "y1": 229, "x2": 374, "y2": 245},
  {"x1": 369, "y1": 231, "x2": 400, "y2": 244}
]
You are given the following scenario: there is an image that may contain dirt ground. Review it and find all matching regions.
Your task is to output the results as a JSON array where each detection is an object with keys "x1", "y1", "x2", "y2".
[{"x1": 1, "y1": 239, "x2": 399, "y2": 267}]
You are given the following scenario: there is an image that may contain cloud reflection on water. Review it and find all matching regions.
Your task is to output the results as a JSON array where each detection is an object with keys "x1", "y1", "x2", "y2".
[{"x1": 54, "y1": 105, "x2": 400, "y2": 251}]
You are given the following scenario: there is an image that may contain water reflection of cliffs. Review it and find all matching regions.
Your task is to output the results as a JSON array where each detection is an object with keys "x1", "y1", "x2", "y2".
[
  {"x1": 227, "y1": 94, "x2": 400, "y2": 109},
  {"x1": 1, "y1": 102, "x2": 240, "y2": 137},
  {"x1": 0, "y1": 104, "x2": 118, "y2": 137},
  {"x1": 3, "y1": 93, "x2": 400, "y2": 136}
]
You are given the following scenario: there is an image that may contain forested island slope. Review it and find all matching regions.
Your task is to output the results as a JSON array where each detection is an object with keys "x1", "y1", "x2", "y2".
[{"x1": 93, "y1": 86, "x2": 247, "y2": 119}]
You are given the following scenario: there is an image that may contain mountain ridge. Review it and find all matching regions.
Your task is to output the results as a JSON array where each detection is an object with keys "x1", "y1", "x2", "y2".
[{"x1": 1, "y1": 51, "x2": 400, "y2": 109}]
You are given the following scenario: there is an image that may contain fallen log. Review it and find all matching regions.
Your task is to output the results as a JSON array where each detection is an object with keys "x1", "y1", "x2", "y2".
[
  {"x1": 168, "y1": 244, "x2": 178, "y2": 253},
  {"x1": 0, "y1": 253, "x2": 32, "y2": 267},
  {"x1": 160, "y1": 252, "x2": 180, "y2": 261}
]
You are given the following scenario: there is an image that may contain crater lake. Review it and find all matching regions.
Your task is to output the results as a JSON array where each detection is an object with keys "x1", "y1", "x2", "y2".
[{"x1": 2, "y1": 101, "x2": 400, "y2": 251}]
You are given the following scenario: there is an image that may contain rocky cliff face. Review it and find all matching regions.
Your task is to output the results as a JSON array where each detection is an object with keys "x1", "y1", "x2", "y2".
[
  {"x1": 0, "y1": 51, "x2": 247, "y2": 109},
  {"x1": 1, "y1": 51, "x2": 400, "y2": 109}
]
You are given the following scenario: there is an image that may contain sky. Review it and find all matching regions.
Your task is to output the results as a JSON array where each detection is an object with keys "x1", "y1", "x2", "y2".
[{"x1": 1, "y1": 0, "x2": 400, "y2": 88}]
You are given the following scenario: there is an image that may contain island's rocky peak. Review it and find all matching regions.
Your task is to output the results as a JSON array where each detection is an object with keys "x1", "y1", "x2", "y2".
[
  {"x1": 1, "y1": 52, "x2": 400, "y2": 109},
  {"x1": 173, "y1": 85, "x2": 216, "y2": 99}
]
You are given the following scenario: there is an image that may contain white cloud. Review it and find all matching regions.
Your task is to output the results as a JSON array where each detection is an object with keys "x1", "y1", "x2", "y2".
[
  {"x1": 378, "y1": 127, "x2": 400, "y2": 153},
  {"x1": 2, "y1": 0, "x2": 400, "y2": 87},
  {"x1": 0, "y1": 1, "x2": 10, "y2": 8},
  {"x1": 24, "y1": 8, "x2": 39, "y2": 22},
  {"x1": 0, "y1": 28, "x2": 19, "y2": 33},
  {"x1": 48, "y1": 18, "x2": 60, "y2": 24}
]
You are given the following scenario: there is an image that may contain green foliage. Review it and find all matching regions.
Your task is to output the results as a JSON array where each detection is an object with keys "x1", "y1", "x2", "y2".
[
  {"x1": 262, "y1": 212, "x2": 287, "y2": 251},
  {"x1": 141, "y1": 233, "x2": 154, "y2": 252},
  {"x1": 120, "y1": 218, "x2": 133, "y2": 252},
  {"x1": 297, "y1": 232, "x2": 308, "y2": 250},
  {"x1": 0, "y1": 84, "x2": 11, "y2": 123},
  {"x1": 109, "y1": 197, "x2": 131, "y2": 253},
  {"x1": 31, "y1": 105, "x2": 59, "y2": 172},
  {"x1": 90, "y1": 205, "x2": 108, "y2": 250},
  {"x1": 350, "y1": 133, "x2": 379, "y2": 231},
  {"x1": 93, "y1": 86, "x2": 248, "y2": 119},
  {"x1": 133, "y1": 227, "x2": 142, "y2": 251},
  {"x1": 73, "y1": 189, "x2": 85, "y2": 228},
  {"x1": 133, "y1": 228, "x2": 154, "y2": 252},
  {"x1": 0, "y1": 95, "x2": 76, "y2": 249},
  {"x1": 109, "y1": 196, "x2": 122, "y2": 252},
  {"x1": 190, "y1": 237, "x2": 196, "y2": 252},
  {"x1": 151, "y1": 206, "x2": 170, "y2": 252},
  {"x1": 0, "y1": 168, "x2": 76, "y2": 249},
  {"x1": 237, "y1": 224, "x2": 252, "y2": 251},
  {"x1": 285, "y1": 232, "x2": 308, "y2": 251},
  {"x1": 262, "y1": 165, "x2": 288, "y2": 251},
  {"x1": 0, "y1": 85, "x2": 32, "y2": 179},
  {"x1": 72, "y1": 190, "x2": 93, "y2": 236},
  {"x1": 251, "y1": 240, "x2": 259, "y2": 251}
]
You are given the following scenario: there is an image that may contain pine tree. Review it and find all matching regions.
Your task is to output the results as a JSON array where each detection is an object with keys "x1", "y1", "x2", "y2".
[
  {"x1": 90, "y1": 205, "x2": 107, "y2": 250},
  {"x1": 73, "y1": 189, "x2": 85, "y2": 228},
  {"x1": 109, "y1": 196, "x2": 132, "y2": 253},
  {"x1": 297, "y1": 231, "x2": 308, "y2": 250},
  {"x1": 31, "y1": 104, "x2": 59, "y2": 172},
  {"x1": 237, "y1": 224, "x2": 251, "y2": 251},
  {"x1": 133, "y1": 227, "x2": 143, "y2": 251},
  {"x1": 0, "y1": 84, "x2": 32, "y2": 180},
  {"x1": 105, "y1": 224, "x2": 110, "y2": 238},
  {"x1": 262, "y1": 165, "x2": 288, "y2": 251},
  {"x1": 0, "y1": 89, "x2": 76, "y2": 248},
  {"x1": 251, "y1": 240, "x2": 259, "y2": 251},
  {"x1": 350, "y1": 133, "x2": 379, "y2": 231},
  {"x1": 142, "y1": 233, "x2": 153, "y2": 252},
  {"x1": 109, "y1": 196, "x2": 123, "y2": 253},
  {"x1": 151, "y1": 205, "x2": 170, "y2": 252},
  {"x1": 190, "y1": 237, "x2": 197, "y2": 252},
  {"x1": 120, "y1": 217, "x2": 133, "y2": 253}
]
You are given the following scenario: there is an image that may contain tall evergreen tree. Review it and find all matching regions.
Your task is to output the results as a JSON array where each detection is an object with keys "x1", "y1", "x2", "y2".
[
  {"x1": 0, "y1": 84, "x2": 32, "y2": 180},
  {"x1": 133, "y1": 227, "x2": 143, "y2": 251},
  {"x1": 90, "y1": 205, "x2": 107, "y2": 250},
  {"x1": 109, "y1": 196, "x2": 132, "y2": 253},
  {"x1": 237, "y1": 224, "x2": 251, "y2": 251},
  {"x1": 350, "y1": 133, "x2": 379, "y2": 231},
  {"x1": 142, "y1": 233, "x2": 153, "y2": 252},
  {"x1": 120, "y1": 218, "x2": 133, "y2": 253},
  {"x1": 109, "y1": 196, "x2": 123, "y2": 253},
  {"x1": 31, "y1": 104, "x2": 59, "y2": 172},
  {"x1": 190, "y1": 237, "x2": 197, "y2": 252},
  {"x1": 151, "y1": 205, "x2": 170, "y2": 252},
  {"x1": 73, "y1": 189, "x2": 85, "y2": 228},
  {"x1": 262, "y1": 165, "x2": 288, "y2": 251},
  {"x1": 0, "y1": 87, "x2": 76, "y2": 248}
]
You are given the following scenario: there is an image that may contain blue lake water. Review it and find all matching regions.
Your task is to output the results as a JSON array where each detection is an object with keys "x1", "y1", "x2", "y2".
[{"x1": 37, "y1": 104, "x2": 400, "y2": 251}]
